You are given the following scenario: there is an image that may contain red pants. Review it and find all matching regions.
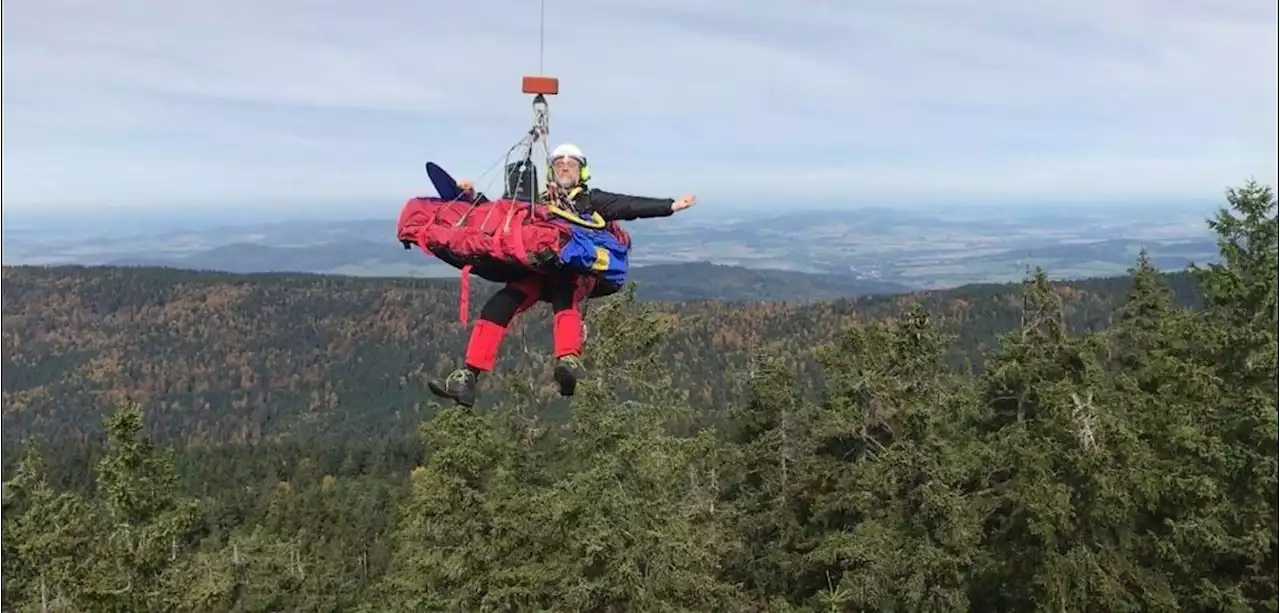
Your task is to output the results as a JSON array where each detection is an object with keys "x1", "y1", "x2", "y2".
[{"x1": 464, "y1": 273, "x2": 597, "y2": 372}]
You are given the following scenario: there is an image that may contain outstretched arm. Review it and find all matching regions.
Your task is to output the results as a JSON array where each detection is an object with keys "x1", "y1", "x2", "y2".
[{"x1": 591, "y1": 188, "x2": 695, "y2": 221}]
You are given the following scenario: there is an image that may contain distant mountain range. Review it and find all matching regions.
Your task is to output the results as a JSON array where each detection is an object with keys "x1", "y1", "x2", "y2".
[
  {"x1": 98, "y1": 255, "x2": 912, "y2": 303},
  {"x1": 4, "y1": 202, "x2": 1221, "y2": 289},
  {"x1": 109, "y1": 239, "x2": 422, "y2": 275},
  {"x1": 100, "y1": 232, "x2": 1217, "y2": 293}
]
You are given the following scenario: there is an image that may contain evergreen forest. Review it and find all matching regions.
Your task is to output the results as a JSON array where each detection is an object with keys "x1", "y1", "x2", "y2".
[{"x1": 2, "y1": 181, "x2": 1276, "y2": 612}]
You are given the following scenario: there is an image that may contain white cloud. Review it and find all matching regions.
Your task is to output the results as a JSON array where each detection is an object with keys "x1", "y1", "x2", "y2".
[{"x1": 2, "y1": 0, "x2": 1276, "y2": 212}]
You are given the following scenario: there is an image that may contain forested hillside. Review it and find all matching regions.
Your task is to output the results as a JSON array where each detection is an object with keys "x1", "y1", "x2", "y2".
[
  {"x1": 626, "y1": 262, "x2": 913, "y2": 301},
  {"x1": 2, "y1": 181, "x2": 1276, "y2": 612},
  {"x1": 3, "y1": 261, "x2": 1201, "y2": 448}
]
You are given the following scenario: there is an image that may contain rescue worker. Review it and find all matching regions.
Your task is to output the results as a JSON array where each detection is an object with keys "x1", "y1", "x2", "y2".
[{"x1": 428, "y1": 143, "x2": 697, "y2": 407}]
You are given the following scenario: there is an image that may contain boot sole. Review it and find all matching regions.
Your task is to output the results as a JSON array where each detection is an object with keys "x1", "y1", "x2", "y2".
[
  {"x1": 428, "y1": 381, "x2": 474, "y2": 408},
  {"x1": 553, "y1": 365, "x2": 579, "y2": 397}
]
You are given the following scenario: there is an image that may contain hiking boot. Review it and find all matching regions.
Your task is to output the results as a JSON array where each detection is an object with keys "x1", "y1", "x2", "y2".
[
  {"x1": 553, "y1": 355, "x2": 587, "y2": 397},
  {"x1": 428, "y1": 368, "x2": 478, "y2": 407}
]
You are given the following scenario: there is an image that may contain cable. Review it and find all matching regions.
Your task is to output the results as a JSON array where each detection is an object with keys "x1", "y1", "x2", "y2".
[{"x1": 538, "y1": 0, "x2": 546, "y2": 75}]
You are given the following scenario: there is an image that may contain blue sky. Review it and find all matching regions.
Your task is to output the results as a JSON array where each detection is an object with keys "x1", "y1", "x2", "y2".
[{"x1": 2, "y1": 0, "x2": 1277, "y2": 215}]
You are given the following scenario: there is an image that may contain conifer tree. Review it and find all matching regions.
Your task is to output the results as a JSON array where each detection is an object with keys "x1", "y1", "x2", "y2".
[
  {"x1": 1176, "y1": 180, "x2": 1279, "y2": 610},
  {"x1": 2, "y1": 448, "x2": 102, "y2": 612},
  {"x1": 804, "y1": 304, "x2": 983, "y2": 611},
  {"x1": 720, "y1": 351, "x2": 814, "y2": 607},
  {"x1": 84, "y1": 402, "x2": 202, "y2": 612},
  {"x1": 1111, "y1": 249, "x2": 1180, "y2": 378},
  {"x1": 1195, "y1": 180, "x2": 1279, "y2": 334},
  {"x1": 522, "y1": 284, "x2": 743, "y2": 611},
  {"x1": 973, "y1": 270, "x2": 1165, "y2": 611},
  {"x1": 375, "y1": 285, "x2": 747, "y2": 611},
  {"x1": 373, "y1": 405, "x2": 531, "y2": 611},
  {"x1": 160, "y1": 526, "x2": 304, "y2": 612}
]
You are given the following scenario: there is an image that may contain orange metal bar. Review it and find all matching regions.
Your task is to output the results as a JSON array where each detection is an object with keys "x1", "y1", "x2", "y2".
[{"x1": 521, "y1": 75, "x2": 560, "y2": 95}]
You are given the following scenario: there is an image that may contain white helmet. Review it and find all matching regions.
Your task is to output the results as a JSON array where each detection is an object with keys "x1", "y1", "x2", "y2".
[{"x1": 551, "y1": 143, "x2": 586, "y2": 164}]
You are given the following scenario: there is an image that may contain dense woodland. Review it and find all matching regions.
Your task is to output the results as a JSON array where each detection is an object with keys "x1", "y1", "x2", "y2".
[
  {"x1": 2, "y1": 180, "x2": 1276, "y2": 612},
  {"x1": 2, "y1": 255, "x2": 1202, "y2": 449}
]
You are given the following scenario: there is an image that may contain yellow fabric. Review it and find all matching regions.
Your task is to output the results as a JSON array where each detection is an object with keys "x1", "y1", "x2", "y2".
[
  {"x1": 591, "y1": 246, "x2": 610, "y2": 271},
  {"x1": 546, "y1": 204, "x2": 606, "y2": 229},
  {"x1": 544, "y1": 185, "x2": 605, "y2": 228}
]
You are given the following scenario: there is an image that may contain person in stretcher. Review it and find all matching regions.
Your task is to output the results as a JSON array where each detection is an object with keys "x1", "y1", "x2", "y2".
[{"x1": 428, "y1": 143, "x2": 698, "y2": 407}]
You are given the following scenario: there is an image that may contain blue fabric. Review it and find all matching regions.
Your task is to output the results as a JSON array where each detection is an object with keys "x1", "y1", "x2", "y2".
[
  {"x1": 425, "y1": 161, "x2": 476, "y2": 203},
  {"x1": 557, "y1": 225, "x2": 630, "y2": 285}
]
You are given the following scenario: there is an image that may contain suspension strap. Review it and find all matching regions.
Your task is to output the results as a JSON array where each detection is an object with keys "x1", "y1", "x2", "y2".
[{"x1": 458, "y1": 264, "x2": 472, "y2": 325}]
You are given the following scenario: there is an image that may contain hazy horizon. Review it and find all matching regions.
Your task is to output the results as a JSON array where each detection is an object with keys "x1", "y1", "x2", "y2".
[{"x1": 1, "y1": 196, "x2": 1225, "y2": 237}]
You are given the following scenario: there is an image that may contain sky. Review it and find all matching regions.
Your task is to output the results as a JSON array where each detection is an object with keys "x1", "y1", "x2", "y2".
[{"x1": 2, "y1": 0, "x2": 1277, "y2": 216}]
